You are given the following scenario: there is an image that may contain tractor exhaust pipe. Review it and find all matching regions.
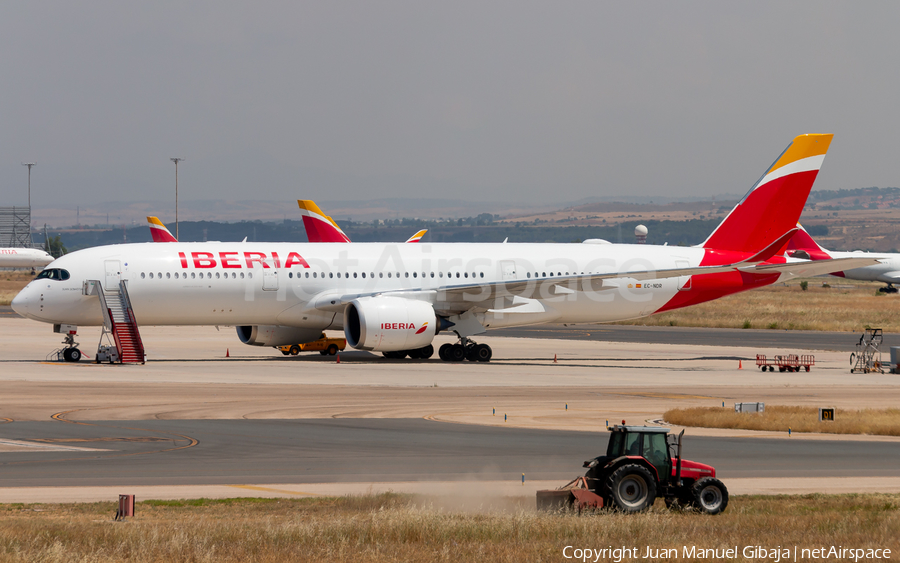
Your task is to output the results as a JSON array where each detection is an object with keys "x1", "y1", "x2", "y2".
[{"x1": 675, "y1": 429, "x2": 685, "y2": 486}]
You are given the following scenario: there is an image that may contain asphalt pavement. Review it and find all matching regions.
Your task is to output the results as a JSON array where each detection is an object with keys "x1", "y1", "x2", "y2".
[{"x1": 1, "y1": 419, "x2": 897, "y2": 487}]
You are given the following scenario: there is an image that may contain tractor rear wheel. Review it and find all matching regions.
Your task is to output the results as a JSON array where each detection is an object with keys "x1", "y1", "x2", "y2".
[
  {"x1": 606, "y1": 464, "x2": 657, "y2": 513},
  {"x1": 690, "y1": 477, "x2": 728, "y2": 515}
]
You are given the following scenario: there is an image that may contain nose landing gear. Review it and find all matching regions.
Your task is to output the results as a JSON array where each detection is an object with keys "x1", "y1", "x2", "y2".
[
  {"x1": 878, "y1": 284, "x2": 898, "y2": 294},
  {"x1": 49, "y1": 329, "x2": 82, "y2": 363},
  {"x1": 438, "y1": 337, "x2": 492, "y2": 362}
]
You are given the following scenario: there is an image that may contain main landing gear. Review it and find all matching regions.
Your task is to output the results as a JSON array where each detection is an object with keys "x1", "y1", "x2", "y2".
[
  {"x1": 878, "y1": 284, "x2": 898, "y2": 294},
  {"x1": 438, "y1": 337, "x2": 492, "y2": 363},
  {"x1": 382, "y1": 344, "x2": 434, "y2": 360}
]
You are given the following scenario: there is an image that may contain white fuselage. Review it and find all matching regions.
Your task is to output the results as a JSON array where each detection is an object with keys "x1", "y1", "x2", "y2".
[
  {"x1": 0, "y1": 247, "x2": 53, "y2": 269},
  {"x1": 825, "y1": 249, "x2": 900, "y2": 284},
  {"x1": 12, "y1": 241, "x2": 716, "y2": 330}
]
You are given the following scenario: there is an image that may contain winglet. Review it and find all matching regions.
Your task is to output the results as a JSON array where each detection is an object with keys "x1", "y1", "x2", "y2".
[
  {"x1": 702, "y1": 134, "x2": 833, "y2": 254},
  {"x1": 297, "y1": 200, "x2": 351, "y2": 243},
  {"x1": 405, "y1": 229, "x2": 427, "y2": 243},
  {"x1": 147, "y1": 216, "x2": 178, "y2": 242}
]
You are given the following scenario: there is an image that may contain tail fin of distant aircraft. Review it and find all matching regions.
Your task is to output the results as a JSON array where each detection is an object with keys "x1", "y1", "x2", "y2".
[
  {"x1": 147, "y1": 216, "x2": 178, "y2": 242},
  {"x1": 297, "y1": 200, "x2": 352, "y2": 243},
  {"x1": 701, "y1": 134, "x2": 833, "y2": 254},
  {"x1": 405, "y1": 229, "x2": 428, "y2": 243},
  {"x1": 786, "y1": 223, "x2": 833, "y2": 260}
]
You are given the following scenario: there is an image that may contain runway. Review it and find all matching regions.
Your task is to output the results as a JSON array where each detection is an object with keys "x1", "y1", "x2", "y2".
[
  {"x1": 1, "y1": 418, "x2": 898, "y2": 488},
  {"x1": 2, "y1": 314, "x2": 899, "y2": 501}
]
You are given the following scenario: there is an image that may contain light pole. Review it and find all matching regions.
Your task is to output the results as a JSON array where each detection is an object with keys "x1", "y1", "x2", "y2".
[
  {"x1": 170, "y1": 157, "x2": 184, "y2": 240},
  {"x1": 21, "y1": 162, "x2": 36, "y2": 210}
]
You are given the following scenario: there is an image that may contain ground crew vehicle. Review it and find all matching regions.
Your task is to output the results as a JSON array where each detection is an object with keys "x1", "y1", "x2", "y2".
[
  {"x1": 277, "y1": 334, "x2": 345, "y2": 356},
  {"x1": 537, "y1": 424, "x2": 728, "y2": 514}
]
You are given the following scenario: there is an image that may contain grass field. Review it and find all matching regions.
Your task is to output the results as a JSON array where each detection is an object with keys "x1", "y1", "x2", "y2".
[
  {"x1": 0, "y1": 493, "x2": 897, "y2": 562},
  {"x1": 664, "y1": 406, "x2": 900, "y2": 436},
  {"x1": 0, "y1": 272, "x2": 33, "y2": 307},
  {"x1": 617, "y1": 278, "x2": 900, "y2": 332}
]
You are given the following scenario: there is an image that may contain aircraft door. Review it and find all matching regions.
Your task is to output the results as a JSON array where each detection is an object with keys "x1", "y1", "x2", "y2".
[
  {"x1": 499, "y1": 261, "x2": 517, "y2": 280},
  {"x1": 104, "y1": 260, "x2": 121, "y2": 291},
  {"x1": 263, "y1": 269, "x2": 278, "y2": 291}
]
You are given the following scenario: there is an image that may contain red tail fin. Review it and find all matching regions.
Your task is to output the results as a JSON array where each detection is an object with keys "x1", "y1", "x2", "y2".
[{"x1": 702, "y1": 134, "x2": 832, "y2": 253}]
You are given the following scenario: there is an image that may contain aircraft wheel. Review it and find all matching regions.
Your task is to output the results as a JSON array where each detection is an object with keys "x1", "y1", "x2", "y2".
[
  {"x1": 439, "y1": 343, "x2": 452, "y2": 361},
  {"x1": 418, "y1": 344, "x2": 434, "y2": 360},
  {"x1": 407, "y1": 348, "x2": 422, "y2": 359},
  {"x1": 472, "y1": 343, "x2": 492, "y2": 362},
  {"x1": 448, "y1": 344, "x2": 466, "y2": 362},
  {"x1": 63, "y1": 348, "x2": 82, "y2": 362},
  {"x1": 465, "y1": 346, "x2": 479, "y2": 361}
]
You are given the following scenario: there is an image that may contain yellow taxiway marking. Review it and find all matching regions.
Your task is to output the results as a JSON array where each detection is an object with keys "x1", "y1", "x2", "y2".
[{"x1": 229, "y1": 485, "x2": 322, "y2": 496}]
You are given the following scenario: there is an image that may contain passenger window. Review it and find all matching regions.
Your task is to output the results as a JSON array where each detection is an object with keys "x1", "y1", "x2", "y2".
[
  {"x1": 141, "y1": 272, "x2": 146, "y2": 279},
  {"x1": 149, "y1": 273, "x2": 154, "y2": 279},
  {"x1": 214, "y1": 273, "x2": 219, "y2": 279},
  {"x1": 240, "y1": 273, "x2": 244, "y2": 279}
]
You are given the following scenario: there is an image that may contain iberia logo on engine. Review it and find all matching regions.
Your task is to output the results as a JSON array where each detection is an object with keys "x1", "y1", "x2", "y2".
[{"x1": 381, "y1": 322, "x2": 428, "y2": 332}]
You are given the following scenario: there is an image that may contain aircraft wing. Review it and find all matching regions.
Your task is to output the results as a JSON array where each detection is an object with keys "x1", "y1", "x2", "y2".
[
  {"x1": 737, "y1": 256, "x2": 882, "y2": 277},
  {"x1": 311, "y1": 255, "x2": 880, "y2": 315}
]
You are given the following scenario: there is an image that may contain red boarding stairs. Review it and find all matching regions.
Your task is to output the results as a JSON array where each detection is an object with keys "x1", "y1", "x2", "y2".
[{"x1": 87, "y1": 279, "x2": 145, "y2": 364}]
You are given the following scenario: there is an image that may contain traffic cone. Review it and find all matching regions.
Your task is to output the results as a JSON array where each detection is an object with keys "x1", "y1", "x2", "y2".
[
  {"x1": 739, "y1": 359, "x2": 742, "y2": 369},
  {"x1": 336, "y1": 353, "x2": 340, "y2": 364},
  {"x1": 226, "y1": 348, "x2": 230, "y2": 358},
  {"x1": 553, "y1": 354, "x2": 557, "y2": 363}
]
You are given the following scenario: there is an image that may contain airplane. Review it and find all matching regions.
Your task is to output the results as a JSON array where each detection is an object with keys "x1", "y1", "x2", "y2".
[
  {"x1": 12, "y1": 134, "x2": 879, "y2": 364},
  {"x1": 787, "y1": 224, "x2": 899, "y2": 293},
  {"x1": 298, "y1": 200, "x2": 428, "y2": 243},
  {"x1": 0, "y1": 247, "x2": 54, "y2": 270}
]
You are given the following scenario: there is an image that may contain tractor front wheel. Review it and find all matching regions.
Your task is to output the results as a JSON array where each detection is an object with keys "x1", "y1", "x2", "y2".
[
  {"x1": 606, "y1": 464, "x2": 657, "y2": 513},
  {"x1": 691, "y1": 477, "x2": 729, "y2": 515}
]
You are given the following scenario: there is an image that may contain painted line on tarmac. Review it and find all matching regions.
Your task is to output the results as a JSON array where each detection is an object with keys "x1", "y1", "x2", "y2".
[{"x1": 229, "y1": 484, "x2": 323, "y2": 496}]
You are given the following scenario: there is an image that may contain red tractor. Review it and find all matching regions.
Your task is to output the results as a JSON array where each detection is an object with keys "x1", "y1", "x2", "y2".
[{"x1": 537, "y1": 424, "x2": 728, "y2": 514}]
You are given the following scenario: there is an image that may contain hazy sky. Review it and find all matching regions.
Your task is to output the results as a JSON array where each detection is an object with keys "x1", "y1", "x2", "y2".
[{"x1": 2, "y1": 1, "x2": 899, "y2": 212}]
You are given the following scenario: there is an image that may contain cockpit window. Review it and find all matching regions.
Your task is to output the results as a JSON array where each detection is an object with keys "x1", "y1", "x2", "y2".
[{"x1": 35, "y1": 268, "x2": 70, "y2": 281}]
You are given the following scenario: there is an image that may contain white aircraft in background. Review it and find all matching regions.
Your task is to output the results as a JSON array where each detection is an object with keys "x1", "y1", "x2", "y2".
[
  {"x1": 787, "y1": 224, "x2": 897, "y2": 292},
  {"x1": 0, "y1": 247, "x2": 54, "y2": 269},
  {"x1": 13, "y1": 134, "x2": 877, "y2": 363}
]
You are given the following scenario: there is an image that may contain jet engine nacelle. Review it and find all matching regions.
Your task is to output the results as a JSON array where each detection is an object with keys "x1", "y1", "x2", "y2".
[
  {"x1": 344, "y1": 296, "x2": 437, "y2": 351},
  {"x1": 236, "y1": 325, "x2": 324, "y2": 347}
]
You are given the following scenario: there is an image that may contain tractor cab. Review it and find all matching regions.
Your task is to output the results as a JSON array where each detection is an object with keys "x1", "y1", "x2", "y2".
[{"x1": 601, "y1": 425, "x2": 674, "y2": 486}]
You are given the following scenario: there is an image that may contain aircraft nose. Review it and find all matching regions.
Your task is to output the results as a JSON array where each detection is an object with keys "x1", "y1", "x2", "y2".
[{"x1": 11, "y1": 285, "x2": 34, "y2": 318}]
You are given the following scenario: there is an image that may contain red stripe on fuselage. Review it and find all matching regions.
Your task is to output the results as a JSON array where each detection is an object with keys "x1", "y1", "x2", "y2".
[{"x1": 656, "y1": 249, "x2": 784, "y2": 313}]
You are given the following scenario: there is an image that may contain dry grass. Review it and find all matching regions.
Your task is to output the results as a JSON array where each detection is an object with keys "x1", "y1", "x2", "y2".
[
  {"x1": 664, "y1": 406, "x2": 900, "y2": 436},
  {"x1": 0, "y1": 493, "x2": 898, "y2": 562},
  {"x1": 0, "y1": 272, "x2": 35, "y2": 307},
  {"x1": 618, "y1": 279, "x2": 900, "y2": 332}
]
